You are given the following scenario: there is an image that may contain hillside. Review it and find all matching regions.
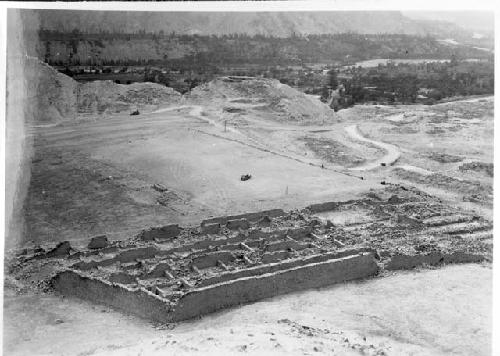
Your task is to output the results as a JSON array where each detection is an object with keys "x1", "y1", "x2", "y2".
[
  {"x1": 403, "y1": 11, "x2": 494, "y2": 34},
  {"x1": 32, "y1": 10, "x2": 470, "y2": 38},
  {"x1": 25, "y1": 9, "x2": 488, "y2": 67},
  {"x1": 187, "y1": 76, "x2": 335, "y2": 123},
  {"x1": 40, "y1": 33, "x2": 490, "y2": 67},
  {"x1": 22, "y1": 57, "x2": 182, "y2": 122},
  {"x1": 21, "y1": 59, "x2": 330, "y2": 124},
  {"x1": 22, "y1": 57, "x2": 79, "y2": 122}
]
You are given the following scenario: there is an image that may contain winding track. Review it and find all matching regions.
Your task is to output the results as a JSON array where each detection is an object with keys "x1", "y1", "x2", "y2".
[
  {"x1": 344, "y1": 124, "x2": 401, "y2": 171},
  {"x1": 153, "y1": 104, "x2": 365, "y2": 179},
  {"x1": 155, "y1": 105, "x2": 413, "y2": 175}
]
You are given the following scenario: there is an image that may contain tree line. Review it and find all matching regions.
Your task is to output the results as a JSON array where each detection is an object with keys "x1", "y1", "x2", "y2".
[{"x1": 41, "y1": 31, "x2": 491, "y2": 67}]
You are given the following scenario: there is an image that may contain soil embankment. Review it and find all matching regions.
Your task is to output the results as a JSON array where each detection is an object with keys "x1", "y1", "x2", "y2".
[
  {"x1": 187, "y1": 76, "x2": 336, "y2": 124},
  {"x1": 23, "y1": 57, "x2": 182, "y2": 123}
]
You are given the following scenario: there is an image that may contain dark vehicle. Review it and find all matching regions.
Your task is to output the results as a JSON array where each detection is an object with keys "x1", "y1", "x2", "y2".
[
  {"x1": 240, "y1": 174, "x2": 252, "y2": 181},
  {"x1": 130, "y1": 110, "x2": 140, "y2": 116}
]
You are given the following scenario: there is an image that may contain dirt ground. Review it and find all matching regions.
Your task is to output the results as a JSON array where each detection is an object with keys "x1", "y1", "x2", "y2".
[
  {"x1": 16, "y1": 105, "x2": 376, "y2": 249},
  {"x1": 16, "y1": 96, "x2": 493, "y2": 249},
  {"x1": 336, "y1": 97, "x2": 494, "y2": 217},
  {"x1": 5, "y1": 89, "x2": 494, "y2": 356},
  {"x1": 3, "y1": 264, "x2": 492, "y2": 356}
]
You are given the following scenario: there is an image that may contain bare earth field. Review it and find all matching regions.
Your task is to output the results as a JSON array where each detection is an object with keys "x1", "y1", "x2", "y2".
[
  {"x1": 20, "y1": 104, "x2": 377, "y2": 248},
  {"x1": 18, "y1": 95, "x2": 493, "y2": 248},
  {"x1": 5, "y1": 93, "x2": 493, "y2": 355}
]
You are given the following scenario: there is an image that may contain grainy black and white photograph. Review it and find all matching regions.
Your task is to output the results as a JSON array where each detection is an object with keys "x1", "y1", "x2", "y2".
[{"x1": 1, "y1": 2, "x2": 497, "y2": 355}]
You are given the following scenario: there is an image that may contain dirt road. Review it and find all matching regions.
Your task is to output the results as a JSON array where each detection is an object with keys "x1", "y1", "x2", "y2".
[{"x1": 344, "y1": 124, "x2": 401, "y2": 170}]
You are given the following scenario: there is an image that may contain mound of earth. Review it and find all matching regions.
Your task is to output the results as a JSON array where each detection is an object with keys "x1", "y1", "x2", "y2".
[
  {"x1": 21, "y1": 58, "x2": 79, "y2": 123},
  {"x1": 188, "y1": 76, "x2": 335, "y2": 124},
  {"x1": 22, "y1": 58, "x2": 182, "y2": 122},
  {"x1": 77, "y1": 81, "x2": 181, "y2": 114}
]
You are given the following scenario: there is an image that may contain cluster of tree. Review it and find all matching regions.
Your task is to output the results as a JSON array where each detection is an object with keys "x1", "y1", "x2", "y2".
[
  {"x1": 40, "y1": 32, "x2": 491, "y2": 67},
  {"x1": 334, "y1": 61, "x2": 494, "y2": 108}
]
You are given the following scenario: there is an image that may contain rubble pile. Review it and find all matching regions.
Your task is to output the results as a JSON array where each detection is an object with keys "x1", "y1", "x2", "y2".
[{"x1": 78, "y1": 81, "x2": 181, "y2": 114}]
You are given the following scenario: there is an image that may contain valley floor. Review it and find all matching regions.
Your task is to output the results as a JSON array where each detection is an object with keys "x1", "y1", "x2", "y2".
[
  {"x1": 4, "y1": 94, "x2": 494, "y2": 356},
  {"x1": 14, "y1": 96, "x2": 493, "y2": 248}
]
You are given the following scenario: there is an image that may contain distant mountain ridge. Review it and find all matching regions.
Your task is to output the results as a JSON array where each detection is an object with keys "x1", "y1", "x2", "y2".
[
  {"x1": 31, "y1": 10, "x2": 471, "y2": 38},
  {"x1": 403, "y1": 11, "x2": 494, "y2": 35}
]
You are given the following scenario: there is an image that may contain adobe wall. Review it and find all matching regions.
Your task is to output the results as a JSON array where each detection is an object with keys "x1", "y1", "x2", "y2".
[
  {"x1": 197, "y1": 247, "x2": 377, "y2": 287},
  {"x1": 171, "y1": 253, "x2": 378, "y2": 321},
  {"x1": 47, "y1": 192, "x2": 491, "y2": 324},
  {"x1": 385, "y1": 251, "x2": 485, "y2": 270},
  {"x1": 53, "y1": 271, "x2": 175, "y2": 323},
  {"x1": 54, "y1": 252, "x2": 378, "y2": 323},
  {"x1": 139, "y1": 224, "x2": 182, "y2": 241},
  {"x1": 305, "y1": 198, "x2": 372, "y2": 214},
  {"x1": 306, "y1": 201, "x2": 341, "y2": 213},
  {"x1": 201, "y1": 209, "x2": 285, "y2": 226}
]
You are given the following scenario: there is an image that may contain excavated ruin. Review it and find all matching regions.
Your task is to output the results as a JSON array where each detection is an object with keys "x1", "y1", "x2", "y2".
[{"x1": 16, "y1": 184, "x2": 489, "y2": 324}]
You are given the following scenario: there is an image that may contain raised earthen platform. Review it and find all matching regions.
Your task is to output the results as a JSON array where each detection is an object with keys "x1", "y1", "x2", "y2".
[
  {"x1": 46, "y1": 185, "x2": 491, "y2": 323},
  {"x1": 54, "y1": 252, "x2": 378, "y2": 323}
]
